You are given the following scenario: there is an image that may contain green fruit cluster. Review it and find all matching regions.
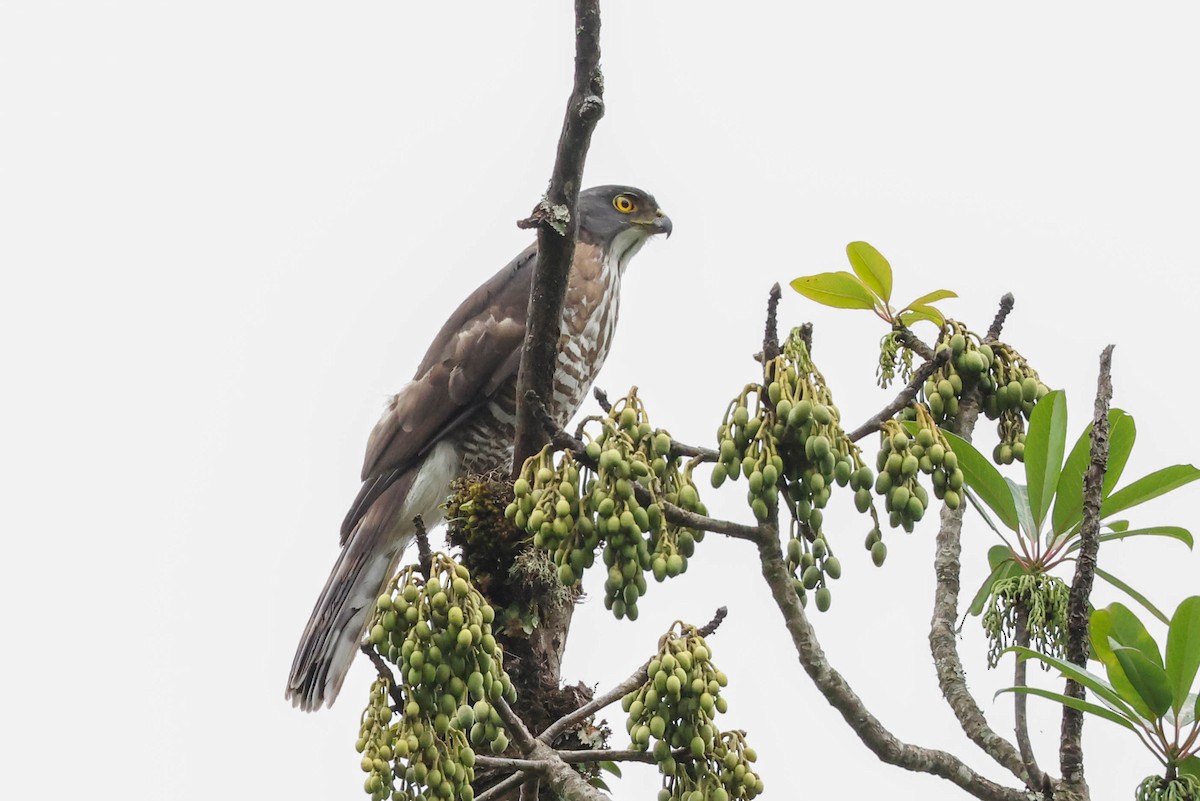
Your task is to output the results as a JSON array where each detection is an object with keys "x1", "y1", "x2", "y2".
[
  {"x1": 713, "y1": 329, "x2": 871, "y2": 540},
  {"x1": 921, "y1": 326, "x2": 993, "y2": 424},
  {"x1": 358, "y1": 556, "x2": 513, "y2": 801},
  {"x1": 507, "y1": 389, "x2": 706, "y2": 621},
  {"x1": 921, "y1": 322, "x2": 1049, "y2": 465},
  {"x1": 785, "y1": 534, "x2": 840, "y2": 612},
  {"x1": 623, "y1": 624, "x2": 763, "y2": 801},
  {"x1": 873, "y1": 413, "x2": 964, "y2": 534}
]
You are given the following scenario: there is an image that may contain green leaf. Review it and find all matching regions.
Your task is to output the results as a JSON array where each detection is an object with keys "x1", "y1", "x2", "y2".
[
  {"x1": 587, "y1": 777, "x2": 610, "y2": 791},
  {"x1": 898, "y1": 306, "x2": 945, "y2": 328},
  {"x1": 903, "y1": 288, "x2": 958, "y2": 308},
  {"x1": 1180, "y1": 755, "x2": 1200, "y2": 781},
  {"x1": 845, "y1": 241, "x2": 892, "y2": 303},
  {"x1": 790, "y1": 271, "x2": 878, "y2": 310},
  {"x1": 995, "y1": 686, "x2": 1138, "y2": 732},
  {"x1": 942, "y1": 431, "x2": 1019, "y2": 532},
  {"x1": 1094, "y1": 569, "x2": 1170, "y2": 626},
  {"x1": 1166, "y1": 597, "x2": 1200, "y2": 716},
  {"x1": 1102, "y1": 410, "x2": 1136, "y2": 498},
  {"x1": 1052, "y1": 410, "x2": 1135, "y2": 536},
  {"x1": 967, "y1": 546, "x2": 1023, "y2": 616},
  {"x1": 1102, "y1": 601, "x2": 1167, "y2": 665},
  {"x1": 1005, "y1": 645, "x2": 1139, "y2": 719},
  {"x1": 1024, "y1": 390, "x2": 1067, "y2": 533},
  {"x1": 1111, "y1": 644, "x2": 1173, "y2": 718},
  {"x1": 1007, "y1": 478, "x2": 1037, "y2": 541},
  {"x1": 1101, "y1": 464, "x2": 1200, "y2": 519},
  {"x1": 1176, "y1": 693, "x2": 1197, "y2": 728},
  {"x1": 1052, "y1": 421, "x2": 1093, "y2": 537},
  {"x1": 599, "y1": 761, "x2": 622, "y2": 778},
  {"x1": 1066, "y1": 526, "x2": 1194, "y2": 553},
  {"x1": 1093, "y1": 603, "x2": 1169, "y2": 719}
]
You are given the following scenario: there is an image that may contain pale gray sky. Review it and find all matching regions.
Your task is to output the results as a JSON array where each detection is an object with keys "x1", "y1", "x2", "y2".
[{"x1": 3, "y1": 2, "x2": 1199, "y2": 800}]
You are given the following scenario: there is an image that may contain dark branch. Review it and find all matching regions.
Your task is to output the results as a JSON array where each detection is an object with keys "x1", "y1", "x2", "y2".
[
  {"x1": 659, "y1": 499, "x2": 763, "y2": 542},
  {"x1": 538, "y1": 607, "x2": 726, "y2": 745},
  {"x1": 538, "y1": 659, "x2": 650, "y2": 745},
  {"x1": 698, "y1": 606, "x2": 728, "y2": 637},
  {"x1": 474, "y1": 756, "x2": 556, "y2": 773},
  {"x1": 1059, "y1": 345, "x2": 1114, "y2": 791},
  {"x1": 359, "y1": 644, "x2": 406, "y2": 710},
  {"x1": 985, "y1": 293, "x2": 1016, "y2": 342},
  {"x1": 847, "y1": 349, "x2": 951, "y2": 442},
  {"x1": 762, "y1": 283, "x2": 782, "y2": 361},
  {"x1": 592, "y1": 386, "x2": 612, "y2": 414},
  {"x1": 511, "y1": 0, "x2": 605, "y2": 476},
  {"x1": 414, "y1": 515, "x2": 432, "y2": 580},
  {"x1": 668, "y1": 441, "x2": 720, "y2": 463},
  {"x1": 475, "y1": 772, "x2": 534, "y2": 801},
  {"x1": 894, "y1": 328, "x2": 935, "y2": 361},
  {"x1": 493, "y1": 696, "x2": 539, "y2": 754}
]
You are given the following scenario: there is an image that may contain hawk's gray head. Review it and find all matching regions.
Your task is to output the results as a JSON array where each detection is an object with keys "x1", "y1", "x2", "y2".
[{"x1": 577, "y1": 185, "x2": 672, "y2": 270}]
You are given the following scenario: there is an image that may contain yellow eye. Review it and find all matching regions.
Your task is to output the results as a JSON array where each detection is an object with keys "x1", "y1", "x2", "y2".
[{"x1": 613, "y1": 194, "x2": 636, "y2": 214}]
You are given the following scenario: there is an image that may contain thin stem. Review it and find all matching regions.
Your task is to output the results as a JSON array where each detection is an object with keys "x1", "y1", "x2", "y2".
[
  {"x1": 847, "y1": 348, "x2": 950, "y2": 442},
  {"x1": 1013, "y1": 603, "x2": 1045, "y2": 790},
  {"x1": 754, "y1": 521, "x2": 1030, "y2": 801}
]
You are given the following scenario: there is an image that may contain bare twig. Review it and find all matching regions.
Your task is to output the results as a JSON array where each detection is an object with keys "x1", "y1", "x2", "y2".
[
  {"x1": 755, "y1": 518, "x2": 1029, "y2": 801},
  {"x1": 985, "y1": 293, "x2": 1016, "y2": 342},
  {"x1": 474, "y1": 756, "x2": 556, "y2": 773},
  {"x1": 556, "y1": 749, "x2": 657, "y2": 765},
  {"x1": 894, "y1": 328, "x2": 936, "y2": 361},
  {"x1": 698, "y1": 606, "x2": 728, "y2": 637},
  {"x1": 493, "y1": 696, "x2": 539, "y2": 754},
  {"x1": 1013, "y1": 605, "x2": 1046, "y2": 791},
  {"x1": 592, "y1": 386, "x2": 612, "y2": 414},
  {"x1": 475, "y1": 772, "x2": 529, "y2": 801},
  {"x1": 538, "y1": 660, "x2": 649, "y2": 745},
  {"x1": 414, "y1": 515, "x2": 432, "y2": 580},
  {"x1": 659, "y1": 499, "x2": 763, "y2": 542},
  {"x1": 668, "y1": 441, "x2": 720, "y2": 463},
  {"x1": 847, "y1": 349, "x2": 951, "y2": 442},
  {"x1": 511, "y1": 0, "x2": 605, "y2": 475},
  {"x1": 1059, "y1": 345, "x2": 1114, "y2": 794},
  {"x1": 538, "y1": 607, "x2": 727, "y2": 745},
  {"x1": 358, "y1": 644, "x2": 406, "y2": 709},
  {"x1": 763, "y1": 283, "x2": 782, "y2": 362}
]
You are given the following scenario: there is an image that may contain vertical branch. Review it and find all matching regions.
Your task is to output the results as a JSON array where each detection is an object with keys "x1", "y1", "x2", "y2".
[
  {"x1": 511, "y1": 0, "x2": 605, "y2": 475},
  {"x1": 762, "y1": 283, "x2": 782, "y2": 362},
  {"x1": 1059, "y1": 345, "x2": 1114, "y2": 792},
  {"x1": 928, "y1": 296, "x2": 1030, "y2": 784}
]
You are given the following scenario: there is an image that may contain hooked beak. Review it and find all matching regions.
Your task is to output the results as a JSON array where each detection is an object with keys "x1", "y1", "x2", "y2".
[{"x1": 652, "y1": 209, "x2": 673, "y2": 239}]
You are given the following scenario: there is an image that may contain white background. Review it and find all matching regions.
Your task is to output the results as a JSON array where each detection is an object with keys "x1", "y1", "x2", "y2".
[{"x1": 3, "y1": 2, "x2": 1199, "y2": 799}]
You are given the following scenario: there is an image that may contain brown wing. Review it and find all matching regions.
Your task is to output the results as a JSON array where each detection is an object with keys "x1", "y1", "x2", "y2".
[{"x1": 340, "y1": 245, "x2": 536, "y2": 541}]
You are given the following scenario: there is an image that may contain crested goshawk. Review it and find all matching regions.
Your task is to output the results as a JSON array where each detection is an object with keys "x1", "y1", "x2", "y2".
[{"x1": 288, "y1": 185, "x2": 671, "y2": 710}]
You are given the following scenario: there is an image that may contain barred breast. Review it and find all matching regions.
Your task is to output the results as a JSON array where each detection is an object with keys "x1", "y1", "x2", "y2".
[{"x1": 455, "y1": 242, "x2": 621, "y2": 474}]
